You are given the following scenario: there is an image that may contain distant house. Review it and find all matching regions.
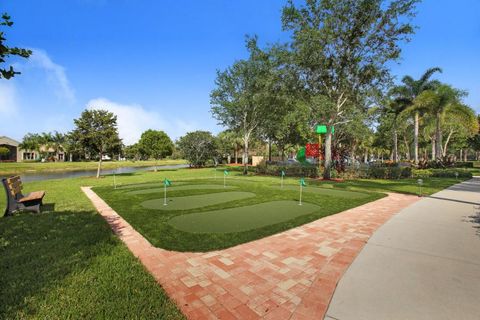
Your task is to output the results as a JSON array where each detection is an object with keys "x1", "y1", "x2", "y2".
[
  {"x1": 0, "y1": 136, "x2": 21, "y2": 162},
  {"x1": 0, "y1": 136, "x2": 65, "y2": 162}
]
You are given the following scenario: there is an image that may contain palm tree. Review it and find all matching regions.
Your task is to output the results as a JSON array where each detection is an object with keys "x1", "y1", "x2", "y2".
[
  {"x1": 414, "y1": 84, "x2": 465, "y2": 159},
  {"x1": 383, "y1": 98, "x2": 408, "y2": 162},
  {"x1": 391, "y1": 67, "x2": 442, "y2": 164}
]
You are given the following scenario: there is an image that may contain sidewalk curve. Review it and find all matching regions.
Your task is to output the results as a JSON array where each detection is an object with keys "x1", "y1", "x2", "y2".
[{"x1": 326, "y1": 177, "x2": 480, "y2": 320}]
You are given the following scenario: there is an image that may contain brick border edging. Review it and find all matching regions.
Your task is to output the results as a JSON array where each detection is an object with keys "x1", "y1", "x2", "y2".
[{"x1": 82, "y1": 186, "x2": 418, "y2": 320}]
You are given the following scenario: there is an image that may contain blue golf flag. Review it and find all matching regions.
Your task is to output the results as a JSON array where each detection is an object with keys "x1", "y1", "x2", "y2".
[
  {"x1": 224, "y1": 170, "x2": 229, "y2": 176},
  {"x1": 300, "y1": 178, "x2": 306, "y2": 187},
  {"x1": 163, "y1": 178, "x2": 172, "y2": 187},
  {"x1": 281, "y1": 170, "x2": 285, "y2": 177}
]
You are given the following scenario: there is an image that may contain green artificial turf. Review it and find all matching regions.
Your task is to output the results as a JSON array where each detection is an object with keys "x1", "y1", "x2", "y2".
[
  {"x1": 141, "y1": 191, "x2": 255, "y2": 210},
  {"x1": 94, "y1": 178, "x2": 382, "y2": 251},
  {"x1": 272, "y1": 185, "x2": 368, "y2": 199},
  {"x1": 169, "y1": 200, "x2": 320, "y2": 233},
  {"x1": 116, "y1": 181, "x2": 188, "y2": 190},
  {"x1": 128, "y1": 184, "x2": 237, "y2": 195}
]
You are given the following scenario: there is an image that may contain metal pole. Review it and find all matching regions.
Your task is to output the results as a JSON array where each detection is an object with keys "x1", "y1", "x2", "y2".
[
  {"x1": 281, "y1": 174, "x2": 283, "y2": 188},
  {"x1": 164, "y1": 184, "x2": 167, "y2": 206},
  {"x1": 299, "y1": 184, "x2": 303, "y2": 206},
  {"x1": 224, "y1": 174, "x2": 226, "y2": 188},
  {"x1": 318, "y1": 134, "x2": 322, "y2": 175}
]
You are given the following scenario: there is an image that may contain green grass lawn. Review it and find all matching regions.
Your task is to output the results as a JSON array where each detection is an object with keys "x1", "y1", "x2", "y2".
[
  {"x1": 0, "y1": 167, "x2": 468, "y2": 318},
  {"x1": 0, "y1": 159, "x2": 186, "y2": 175}
]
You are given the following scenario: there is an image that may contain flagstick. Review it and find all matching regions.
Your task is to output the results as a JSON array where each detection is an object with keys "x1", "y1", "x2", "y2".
[
  {"x1": 281, "y1": 174, "x2": 284, "y2": 188},
  {"x1": 163, "y1": 183, "x2": 167, "y2": 206},
  {"x1": 299, "y1": 183, "x2": 303, "y2": 206},
  {"x1": 224, "y1": 174, "x2": 226, "y2": 188}
]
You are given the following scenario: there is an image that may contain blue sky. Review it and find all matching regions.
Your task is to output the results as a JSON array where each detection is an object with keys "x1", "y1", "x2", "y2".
[{"x1": 1, "y1": 0, "x2": 479, "y2": 144}]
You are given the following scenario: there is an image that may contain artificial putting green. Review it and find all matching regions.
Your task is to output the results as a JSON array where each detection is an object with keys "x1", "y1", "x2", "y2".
[
  {"x1": 273, "y1": 185, "x2": 368, "y2": 199},
  {"x1": 141, "y1": 191, "x2": 255, "y2": 210},
  {"x1": 168, "y1": 200, "x2": 320, "y2": 233},
  {"x1": 116, "y1": 181, "x2": 187, "y2": 190},
  {"x1": 127, "y1": 185, "x2": 236, "y2": 195}
]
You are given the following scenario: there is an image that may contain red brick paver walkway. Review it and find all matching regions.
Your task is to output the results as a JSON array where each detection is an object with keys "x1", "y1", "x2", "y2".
[{"x1": 82, "y1": 187, "x2": 418, "y2": 319}]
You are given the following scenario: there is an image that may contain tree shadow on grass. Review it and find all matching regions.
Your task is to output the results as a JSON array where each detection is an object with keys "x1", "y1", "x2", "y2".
[{"x1": 0, "y1": 210, "x2": 117, "y2": 318}]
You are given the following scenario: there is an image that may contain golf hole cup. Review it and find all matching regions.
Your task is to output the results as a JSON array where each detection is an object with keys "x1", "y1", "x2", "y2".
[{"x1": 417, "y1": 178, "x2": 423, "y2": 197}]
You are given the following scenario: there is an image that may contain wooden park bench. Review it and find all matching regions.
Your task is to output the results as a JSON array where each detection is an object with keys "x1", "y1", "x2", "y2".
[{"x1": 2, "y1": 176, "x2": 45, "y2": 216}]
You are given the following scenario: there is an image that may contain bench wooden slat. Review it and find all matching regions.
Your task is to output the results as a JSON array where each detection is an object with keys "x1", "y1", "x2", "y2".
[{"x1": 18, "y1": 191, "x2": 45, "y2": 203}]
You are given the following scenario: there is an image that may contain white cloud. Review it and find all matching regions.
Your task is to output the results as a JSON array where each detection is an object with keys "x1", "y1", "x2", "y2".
[
  {"x1": 24, "y1": 49, "x2": 76, "y2": 104},
  {"x1": 86, "y1": 97, "x2": 199, "y2": 145},
  {"x1": 0, "y1": 81, "x2": 19, "y2": 117}
]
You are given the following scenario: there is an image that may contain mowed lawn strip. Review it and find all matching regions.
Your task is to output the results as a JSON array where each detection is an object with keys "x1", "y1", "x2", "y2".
[{"x1": 169, "y1": 200, "x2": 320, "y2": 233}]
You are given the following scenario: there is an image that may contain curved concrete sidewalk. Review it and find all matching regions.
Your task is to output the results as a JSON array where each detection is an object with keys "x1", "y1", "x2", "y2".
[
  {"x1": 82, "y1": 187, "x2": 417, "y2": 319},
  {"x1": 326, "y1": 177, "x2": 480, "y2": 320}
]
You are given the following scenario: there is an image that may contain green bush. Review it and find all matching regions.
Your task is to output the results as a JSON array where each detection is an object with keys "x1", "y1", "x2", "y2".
[
  {"x1": 412, "y1": 168, "x2": 472, "y2": 179},
  {"x1": 366, "y1": 166, "x2": 412, "y2": 179},
  {"x1": 455, "y1": 161, "x2": 474, "y2": 168},
  {"x1": 255, "y1": 163, "x2": 318, "y2": 178}
]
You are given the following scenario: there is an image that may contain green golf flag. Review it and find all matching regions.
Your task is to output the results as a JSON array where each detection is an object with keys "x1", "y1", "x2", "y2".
[
  {"x1": 281, "y1": 170, "x2": 285, "y2": 177},
  {"x1": 300, "y1": 178, "x2": 306, "y2": 187},
  {"x1": 163, "y1": 178, "x2": 171, "y2": 187},
  {"x1": 224, "y1": 170, "x2": 229, "y2": 175}
]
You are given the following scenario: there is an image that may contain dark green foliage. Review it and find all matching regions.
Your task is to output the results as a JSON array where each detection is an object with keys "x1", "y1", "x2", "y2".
[
  {"x1": 0, "y1": 13, "x2": 31, "y2": 79},
  {"x1": 367, "y1": 166, "x2": 412, "y2": 179},
  {"x1": 138, "y1": 130, "x2": 174, "y2": 161},
  {"x1": 177, "y1": 131, "x2": 218, "y2": 167},
  {"x1": 412, "y1": 168, "x2": 473, "y2": 179},
  {"x1": 255, "y1": 163, "x2": 318, "y2": 178}
]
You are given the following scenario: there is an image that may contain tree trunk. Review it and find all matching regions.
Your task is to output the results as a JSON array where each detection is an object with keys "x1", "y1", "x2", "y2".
[
  {"x1": 364, "y1": 150, "x2": 368, "y2": 163},
  {"x1": 431, "y1": 138, "x2": 436, "y2": 161},
  {"x1": 414, "y1": 112, "x2": 419, "y2": 164},
  {"x1": 268, "y1": 139, "x2": 272, "y2": 162},
  {"x1": 393, "y1": 125, "x2": 398, "y2": 163},
  {"x1": 96, "y1": 154, "x2": 102, "y2": 178},
  {"x1": 323, "y1": 129, "x2": 333, "y2": 179},
  {"x1": 234, "y1": 146, "x2": 238, "y2": 164},
  {"x1": 69, "y1": 153, "x2": 73, "y2": 162},
  {"x1": 443, "y1": 130, "x2": 454, "y2": 157},
  {"x1": 243, "y1": 137, "x2": 249, "y2": 175},
  {"x1": 435, "y1": 113, "x2": 443, "y2": 159},
  {"x1": 154, "y1": 159, "x2": 158, "y2": 172},
  {"x1": 403, "y1": 136, "x2": 410, "y2": 161},
  {"x1": 464, "y1": 149, "x2": 468, "y2": 162},
  {"x1": 460, "y1": 149, "x2": 463, "y2": 161}
]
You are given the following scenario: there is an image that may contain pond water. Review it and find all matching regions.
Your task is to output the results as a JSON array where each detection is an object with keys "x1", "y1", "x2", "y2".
[{"x1": 1, "y1": 164, "x2": 189, "y2": 182}]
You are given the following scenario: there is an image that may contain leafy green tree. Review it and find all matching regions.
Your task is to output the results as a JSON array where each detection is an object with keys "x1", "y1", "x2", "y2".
[
  {"x1": 0, "y1": 13, "x2": 31, "y2": 79},
  {"x1": 211, "y1": 37, "x2": 274, "y2": 174},
  {"x1": 442, "y1": 105, "x2": 478, "y2": 157},
  {"x1": 19, "y1": 133, "x2": 42, "y2": 158},
  {"x1": 0, "y1": 146, "x2": 9, "y2": 158},
  {"x1": 414, "y1": 84, "x2": 466, "y2": 159},
  {"x1": 124, "y1": 143, "x2": 142, "y2": 161},
  {"x1": 391, "y1": 67, "x2": 442, "y2": 163},
  {"x1": 177, "y1": 131, "x2": 218, "y2": 167},
  {"x1": 282, "y1": 0, "x2": 418, "y2": 178},
  {"x1": 138, "y1": 129, "x2": 173, "y2": 171},
  {"x1": 72, "y1": 109, "x2": 122, "y2": 178}
]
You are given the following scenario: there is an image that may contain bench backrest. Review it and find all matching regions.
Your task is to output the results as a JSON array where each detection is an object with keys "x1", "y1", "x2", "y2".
[{"x1": 2, "y1": 176, "x2": 24, "y2": 216}]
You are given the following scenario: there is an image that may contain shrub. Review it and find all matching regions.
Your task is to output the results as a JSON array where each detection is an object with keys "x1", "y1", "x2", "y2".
[
  {"x1": 454, "y1": 161, "x2": 474, "y2": 168},
  {"x1": 412, "y1": 168, "x2": 472, "y2": 179},
  {"x1": 255, "y1": 162, "x2": 318, "y2": 178}
]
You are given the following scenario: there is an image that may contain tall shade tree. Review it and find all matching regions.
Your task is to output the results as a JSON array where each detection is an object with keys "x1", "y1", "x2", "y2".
[
  {"x1": 282, "y1": 0, "x2": 419, "y2": 179},
  {"x1": 0, "y1": 12, "x2": 31, "y2": 79},
  {"x1": 72, "y1": 109, "x2": 122, "y2": 178},
  {"x1": 138, "y1": 130, "x2": 174, "y2": 171},
  {"x1": 414, "y1": 84, "x2": 466, "y2": 159},
  {"x1": 211, "y1": 37, "x2": 273, "y2": 174},
  {"x1": 178, "y1": 131, "x2": 219, "y2": 167},
  {"x1": 391, "y1": 67, "x2": 442, "y2": 164},
  {"x1": 442, "y1": 104, "x2": 478, "y2": 157}
]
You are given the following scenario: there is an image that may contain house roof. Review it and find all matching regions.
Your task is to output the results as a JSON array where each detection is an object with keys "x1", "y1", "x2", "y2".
[{"x1": 0, "y1": 136, "x2": 20, "y2": 147}]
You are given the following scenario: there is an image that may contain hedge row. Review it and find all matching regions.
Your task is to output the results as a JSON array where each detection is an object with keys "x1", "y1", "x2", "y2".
[
  {"x1": 255, "y1": 164, "x2": 318, "y2": 178},
  {"x1": 412, "y1": 169, "x2": 473, "y2": 179}
]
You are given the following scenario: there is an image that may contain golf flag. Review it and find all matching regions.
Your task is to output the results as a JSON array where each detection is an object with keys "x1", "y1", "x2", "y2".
[
  {"x1": 281, "y1": 170, "x2": 285, "y2": 177},
  {"x1": 300, "y1": 178, "x2": 306, "y2": 187},
  {"x1": 163, "y1": 178, "x2": 172, "y2": 187},
  {"x1": 224, "y1": 170, "x2": 229, "y2": 176}
]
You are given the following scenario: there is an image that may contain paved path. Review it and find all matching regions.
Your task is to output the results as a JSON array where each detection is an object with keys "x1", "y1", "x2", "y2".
[
  {"x1": 326, "y1": 178, "x2": 480, "y2": 320},
  {"x1": 82, "y1": 187, "x2": 417, "y2": 319}
]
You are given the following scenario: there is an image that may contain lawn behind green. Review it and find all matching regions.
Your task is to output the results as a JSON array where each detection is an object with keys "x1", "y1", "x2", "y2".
[{"x1": 0, "y1": 159, "x2": 186, "y2": 175}]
